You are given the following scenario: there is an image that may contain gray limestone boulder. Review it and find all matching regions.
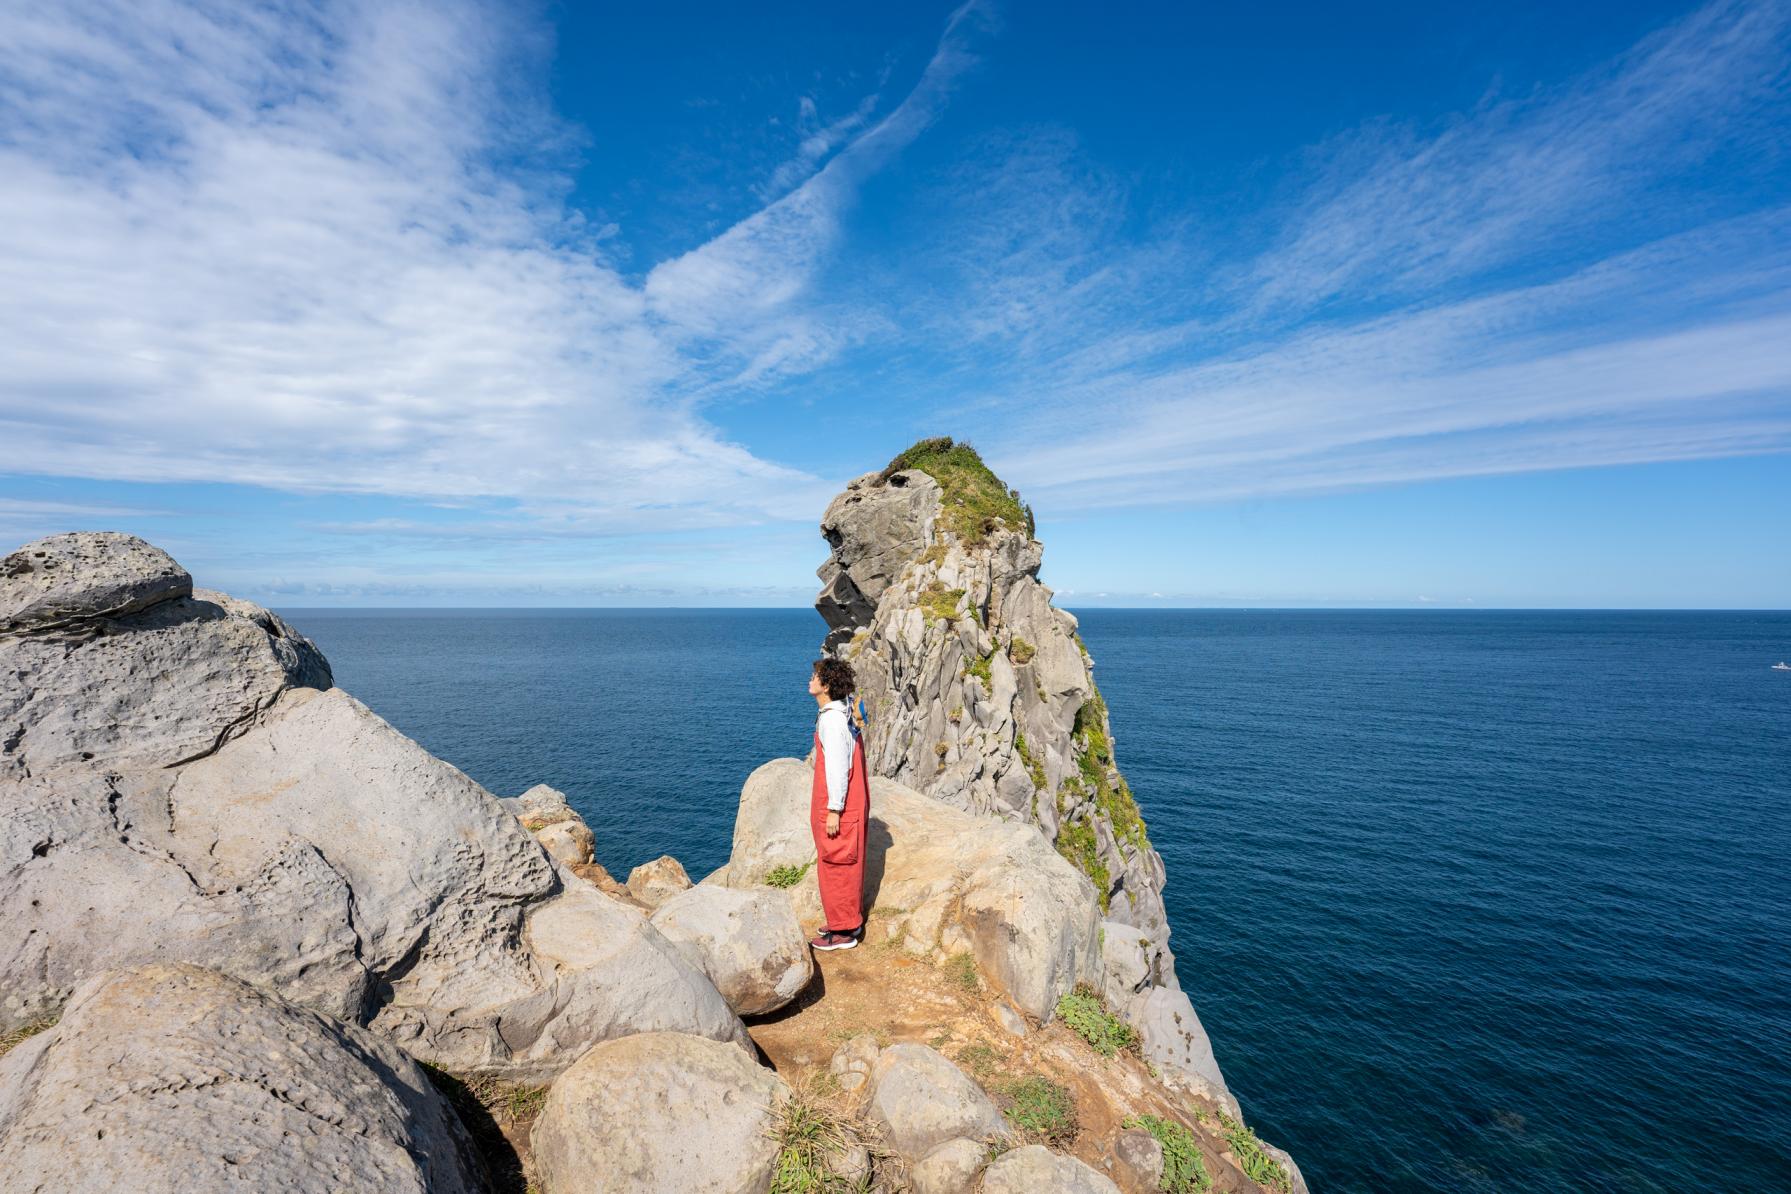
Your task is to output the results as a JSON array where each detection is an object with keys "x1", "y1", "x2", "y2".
[
  {"x1": 1113, "y1": 1127, "x2": 1165, "y2": 1191},
  {"x1": 867, "y1": 1043, "x2": 1010, "y2": 1161},
  {"x1": 1125, "y1": 986, "x2": 1237, "y2": 1117},
  {"x1": 649, "y1": 884, "x2": 813, "y2": 1016},
  {"x1": 535, "y1": 818, "x2": 595, "y2": 867},
  {"x1": 1099, "y1": 919, "x2": 1152, "y2": 1010},
  {"x1": 628, "y1": 853, "x2": 693, "y2": 909},
  {"x1": 0, "y1": 532, "x2": 191, "y2": 633},
  {"x1": 728, "y1": 763, "x2": 1101, "y2": 1020},
  {"x1": 500, "y1": 783, "x2": 596, "y2": 864},
  {"x1": 531, "y1": 1031, "x2": 787, "y2": 1194},
  {"x1": 2, "y1": 590, "x2": 331, "y2": 778},
  {"x1": 979, "y1": 1145, "x2": 1121, "y2": 1194},
  {"x1": 0, "y1": 964, "x2": 482, "y2": 1194},
  {"x1": 912, "y1": 1136, "x2": 989, "y2": 1194}
]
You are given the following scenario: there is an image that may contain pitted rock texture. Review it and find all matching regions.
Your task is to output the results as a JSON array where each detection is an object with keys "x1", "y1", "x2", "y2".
[
  {"x1": 1125, "y1": 985, "x2": 1237, "y2": 1117},
  {"x1": 0, "y1": 964, "x2": 483, "y2": 1194},
  {"x1": 531, "y1": 1031, "x2": 787, "y2": 1194},
  {"x1": 0, "y1": 532, "x2": 191, "y2": 634},
  {"x1": 727, "y1": 759, "x2": 1101, "y2": 1020}
]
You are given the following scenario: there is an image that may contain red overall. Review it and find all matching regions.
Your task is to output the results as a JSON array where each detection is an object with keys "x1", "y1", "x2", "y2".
[{"x1": 811, "y1": 727, "x2": 870, "y2": 933}]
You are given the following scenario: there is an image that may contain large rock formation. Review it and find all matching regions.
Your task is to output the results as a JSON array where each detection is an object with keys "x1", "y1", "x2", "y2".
[
  {"x1": 727, "y1": 757, "x2": 1102, "y2": 1020},
  {"x1": 0, "y1": 963, "x2": 485, "y2": 1193},
  {"x1": 812, "y1": 442, "x2": 1211, "y2": 1064},
  {"x1": 0, "y1": 531, "x2": 746, "y2": 1082}
]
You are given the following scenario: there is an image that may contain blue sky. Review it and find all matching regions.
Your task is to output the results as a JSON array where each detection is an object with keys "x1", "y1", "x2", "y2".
[{"x1": 2, "y1": 0, "x2": 1788, "y2": 607}]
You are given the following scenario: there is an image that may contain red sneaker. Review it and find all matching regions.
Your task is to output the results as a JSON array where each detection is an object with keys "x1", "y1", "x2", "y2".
[{"x1": 809, "y1": 930, "x2": 859, "y2": 952}]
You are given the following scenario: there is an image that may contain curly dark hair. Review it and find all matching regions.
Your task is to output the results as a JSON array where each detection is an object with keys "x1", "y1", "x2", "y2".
[{"x1": 813, "y1": 657, "x2": 856, "y2": 702}]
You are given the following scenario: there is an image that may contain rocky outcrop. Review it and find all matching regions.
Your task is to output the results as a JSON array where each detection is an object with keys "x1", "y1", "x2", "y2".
[
  {"x1": 531, "y1": 1031, "x2": 788, "y2": 1194},
  {"x1": 502, "y1": 783, "x2": 596, "y2": 866},
  {"x1": 912, "y1": 1136, "x2": 990, "y2": 1194},
  {"x1": 0, "y1": 532, "x2": 192, "y2": 634},
  {"x1": 0, "y1": 963, "x2": 484, "y2": 1193},
  {"x1": 727, "y1": 758, "x2": 1101, "y2": 1020},
  {"x1": 812, "y1": 441, "x2": 1209, "y2": 1085},
  {"x1": 628, "y1": 853, "x2": 693, "y2": 908},
  {"x1": 1126, "y1": 986, "x2": 1236, "y2": 1117},
  {"x1": 980, "y1": 1144, "x2": 1122, "y2": 1194},
  {"x1": 648, "y1": 884, "x2": 814, "y2": 1016},
  {"x1": 865, "y1": 1042, "x2": 1011, "y2": 1161},
  {"x1": 0, "y1": 531, "x2": 746, "y2": 1082}
]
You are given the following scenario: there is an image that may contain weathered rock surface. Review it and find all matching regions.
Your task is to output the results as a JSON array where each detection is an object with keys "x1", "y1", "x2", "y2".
[
  {"x1": 1113, "y1": 1127, "x2": 1166, "y2": 1191},
  {"x1": 1125, "y1": 986, "x2": 1236, "y2": 1117},
  {"x1": 0, "y1": 532, "x2": 191, "y2": 633},
  {"x1": 912, "y1": 1136, "x2": 989, "y2": 1194},
  {"x1": 867, "y1": 1042, "x2": 1010, "y2": 1161},
  {"x1": 979, "y1": 1144, "x2": 1122, "y2": 1194},
  {"x1": 1100, "y1": 918, "x2": 1153, "y2": 1011},
  {"x1": 829, "y1": 1032, "x2": 881, "y2": 1095},
  {"x1": 628, "y1": 853, "x2": 693, "y2": 908},
  {"x1": 648, "y1": 884, "x2": 813, "y2": 1016},
  {"x1": 728, "y1": 760, "x2": 1100, "y2": 1020},
  {"x1": 2, "y1": 573, "x2": 331, "y2": 778},
  {"x1": 532, "y1": 1031, "x2": 787, "y2": 1194},
  {"x1": 0, "y1": 532, "x2": 745, "y2": 1082},
  {"x1": 0, "y1": 963, "x2": 483, "y2": 1194},
  {"x1": 501, "y1": 784, "x2": 596, "y2": 866},
  {"x1": 817, "y1": 468, "x2": 943, "y2": 651}
]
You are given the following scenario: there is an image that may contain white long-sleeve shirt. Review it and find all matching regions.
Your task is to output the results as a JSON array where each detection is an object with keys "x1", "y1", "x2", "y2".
[{"x1": 816, "y1": 699, "x2": 858, "y2": 812}]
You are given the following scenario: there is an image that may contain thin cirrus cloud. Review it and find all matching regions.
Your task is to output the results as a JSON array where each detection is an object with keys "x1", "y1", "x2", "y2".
[
  {"x1": 0, "y1": 0, "x2": 987, "y2": 535},
  {"x1": 955, "y1": 0, "x2": 1791, "y2": 508}
]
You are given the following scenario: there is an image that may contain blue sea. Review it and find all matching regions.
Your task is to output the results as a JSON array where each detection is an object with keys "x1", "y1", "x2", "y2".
[{"x1": 287, "y1": 608, "x2": 1791, "y2": 1193}]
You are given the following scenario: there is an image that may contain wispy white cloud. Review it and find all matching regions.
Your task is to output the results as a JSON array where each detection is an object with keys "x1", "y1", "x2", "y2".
[
  {"x1": 941, "y1": 0, "x2": 1791, "y2": 507},
  {"x1": 0, "y1": 0, "x2": 987, "y2": 536}
]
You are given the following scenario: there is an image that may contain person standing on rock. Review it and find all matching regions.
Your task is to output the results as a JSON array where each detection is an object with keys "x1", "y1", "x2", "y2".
[{"x1": 808, "y1": 657, "x2": 869, "y2": 950}]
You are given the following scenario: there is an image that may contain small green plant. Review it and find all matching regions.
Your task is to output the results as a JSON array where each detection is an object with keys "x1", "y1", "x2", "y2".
[
  {"x1": 1013, "y1": 733, "x2": 1047, "y2": 792},
  {"x1": 956, "y1": 1043, "x2": 1004, "y2": 1078},
  {"x1": 769, "y1": 1082, "x2": 862, "y2": 1194},
  {"x1": 1008, "y1": 637, "x2": 1036, "y2": 665},
  {"x1": 999, "y1": 1076, "x2": 1078, "y2": 1145},
  {"x1": 879, "y1": 437, "x2": 1030, "y2": 543},
  {"x1": 1053, "y1": 816, "x2": 1110, "y2": 911},
  {"x1": 1219, "y1": 1115, "x2": 1291, "y2": 1193},
  {"x1": 919, "y1": 582, "x2": 966, "y2": 623},
  {"x1": 945, "y1": 951, "x2": 981, "y2": 993},
  {"x1": 766, "y1": 861, "x2": 813, "y2": 889},
  {"x1": 1054, "y1": 986, "x2": 1136, "y2": 1057},
  {"x1": 964, "y1": 650, "x2": 994, "y2": 693},
  {"x1": 0, "y1": 1014, "x2": 57, "y2": 1061},
  {"x1": 1124, "y1": 1114, "x2": 1212, "y2": 1193}
]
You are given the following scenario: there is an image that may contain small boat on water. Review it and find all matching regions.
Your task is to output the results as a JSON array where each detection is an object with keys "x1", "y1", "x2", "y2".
[{"x1": 1775, "y1": 662, "x2": 1791, "y2": 671}]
